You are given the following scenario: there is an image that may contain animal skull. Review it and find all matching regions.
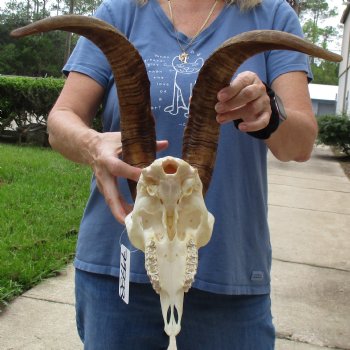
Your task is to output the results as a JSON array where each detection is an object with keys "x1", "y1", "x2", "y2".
[
  {"x1": 10, "y1": 15, "x2": 342, "y2": 350},
  {"x1": 125, "y1": 156, "x2": 214, "y2": 349}
]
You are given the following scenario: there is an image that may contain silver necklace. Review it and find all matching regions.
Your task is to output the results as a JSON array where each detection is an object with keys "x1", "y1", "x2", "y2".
[{"x1": 167, "y1": 0, "x2": 218, "y2": 63}]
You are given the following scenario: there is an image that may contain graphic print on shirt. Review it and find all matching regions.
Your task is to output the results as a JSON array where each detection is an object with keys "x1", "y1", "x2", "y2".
[
  {"x1": 164, "y1": 55, "x2": 204, "y2": 118},
  {"x1": 144, "y1": 53, "x2": 204, "y2": 128}
]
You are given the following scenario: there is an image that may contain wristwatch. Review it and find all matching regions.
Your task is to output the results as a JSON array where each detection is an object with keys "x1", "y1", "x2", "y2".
[
  {"x1": 233, "y1": 83, "x2": 287, "y2": 139},
  {"x1": 268, "y1": 86, "x2": 287, "y2": 123}
]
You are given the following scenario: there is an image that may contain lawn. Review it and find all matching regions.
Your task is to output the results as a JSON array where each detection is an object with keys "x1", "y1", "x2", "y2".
[{"x1": 0, "y1": 144, "x2": 92, "y2": 307}]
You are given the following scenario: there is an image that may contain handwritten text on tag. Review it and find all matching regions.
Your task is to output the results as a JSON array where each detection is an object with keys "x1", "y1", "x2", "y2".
[{"x1": 119, "y1": 244, "x2": 130, "y2": 304}]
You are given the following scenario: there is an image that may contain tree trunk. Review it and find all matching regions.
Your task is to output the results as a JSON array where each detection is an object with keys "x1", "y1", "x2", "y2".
[
  {"x1": 27, "y1": 0, "x2": 30, "y2": 21},
  {"x1": 64, "y1": 0, "x2": 74, "y2": 64},
  {"x1": 287, "y1": 0, "x2": 301, "y2": 16}
]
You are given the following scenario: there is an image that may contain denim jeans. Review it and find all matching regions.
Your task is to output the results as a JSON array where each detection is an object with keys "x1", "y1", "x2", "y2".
[{"x1": 75, "y1": 269, "x2": 275, "y2": 350}]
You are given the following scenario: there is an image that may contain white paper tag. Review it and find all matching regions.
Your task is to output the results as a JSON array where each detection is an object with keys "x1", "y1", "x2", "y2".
[{"x1": 119, "y1": 244, "x2": 130, "y2": 304}]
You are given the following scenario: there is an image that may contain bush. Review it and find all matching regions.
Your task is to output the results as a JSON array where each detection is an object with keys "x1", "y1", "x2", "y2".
[
  {"x1": 0, "y1": 75, "x2": 64, "y2": 145},
  {"x1": 317, "y1": 114, "x2": 350, "y2": 156},
  {"x1": 0, "y1": 75, "x2": 103, "y2": 146}
]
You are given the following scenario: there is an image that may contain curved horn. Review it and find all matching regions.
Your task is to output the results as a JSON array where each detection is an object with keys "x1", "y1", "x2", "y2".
[
  {"x1": 11, "y1": 15, "x2": 156, "y2": 199},
  {"x1": 183, "y1": 30, "x2": 342, "y2": 195}
]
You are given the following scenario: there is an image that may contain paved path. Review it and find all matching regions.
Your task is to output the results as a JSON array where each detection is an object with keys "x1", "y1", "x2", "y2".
[
  {"x1": 0, "y1": 146, "x2": 349, "y2": 349},
  {"x1": 269, "y1": 146, "x2": 350, "y2": 350}
]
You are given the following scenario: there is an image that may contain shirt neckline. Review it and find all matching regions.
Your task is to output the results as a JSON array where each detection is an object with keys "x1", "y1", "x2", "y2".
[{"x1": 150, "y1": 0, "x2": 230, "y2": 45}]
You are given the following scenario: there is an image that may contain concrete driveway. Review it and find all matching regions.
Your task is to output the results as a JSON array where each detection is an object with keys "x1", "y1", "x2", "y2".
[{"x1": 0, "y1": 146, "x2": 349, "y2": 350}]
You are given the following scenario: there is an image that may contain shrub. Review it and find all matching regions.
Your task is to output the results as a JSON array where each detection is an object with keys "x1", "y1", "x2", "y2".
[
  {"x1": 317, "y1": 114, "x2": 350, "y2": 156},
  {"x1": 0, "y1": 75, "x2": 64, "y2": 145},
  {"x1": 0, "y1": 75, "x2": 103, "y2": 146}
]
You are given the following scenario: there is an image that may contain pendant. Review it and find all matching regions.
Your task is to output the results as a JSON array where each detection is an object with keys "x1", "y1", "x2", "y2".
[{"x1": 178, "y1": 52, "x2": 189, "y2": 64}]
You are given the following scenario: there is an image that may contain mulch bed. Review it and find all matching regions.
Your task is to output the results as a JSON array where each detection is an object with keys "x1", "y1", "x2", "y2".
[{"x1": 331, "y1": 148, "x2": 350, "y2": 180}]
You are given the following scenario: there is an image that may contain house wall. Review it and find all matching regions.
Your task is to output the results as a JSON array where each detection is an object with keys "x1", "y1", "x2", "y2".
[
  {"x1": 337, "y1": 5, "x2": 350, "y2": 116},
  {"x1": 312, "y1": 100, "x2": 336, "y2": 117},
  {"x1": 318, "y1": 102, "x2": 337, "y2": 116}
]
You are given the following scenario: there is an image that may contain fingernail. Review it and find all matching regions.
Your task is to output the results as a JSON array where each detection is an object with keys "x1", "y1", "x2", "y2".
[
  {"x1": 239, "y1": 123, "x2": 247, "y2": 131},
  {"x1": 216, "y1": 115, "x2": 224, "y2": 123}
]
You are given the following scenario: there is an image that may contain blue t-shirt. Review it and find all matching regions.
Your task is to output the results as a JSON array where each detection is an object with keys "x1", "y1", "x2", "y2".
[{"x1": 64, "y1": 0, "x2": 311, "y2": 295}]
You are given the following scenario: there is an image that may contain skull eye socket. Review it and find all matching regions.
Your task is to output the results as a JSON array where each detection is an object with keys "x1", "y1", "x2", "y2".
[
  {"x1": 146, "y1": 184, "x2": 158, "y2": 197},
  {"x1": 182, "y1": 178, "x2": 195, "y2": 197}
]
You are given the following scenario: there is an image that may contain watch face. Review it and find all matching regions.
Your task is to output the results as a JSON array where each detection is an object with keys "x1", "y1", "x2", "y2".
[{"x1": 275, "y1": 94, "x2": 287, "y2": 122}]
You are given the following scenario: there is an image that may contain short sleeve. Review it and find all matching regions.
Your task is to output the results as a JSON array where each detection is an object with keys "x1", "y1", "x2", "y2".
[
  {"x1": 266, "y1": 0, "x2": 312, "y2": 85},
  {"x1": 62, "y1": 0, "x2": 133, "y2": 88}
]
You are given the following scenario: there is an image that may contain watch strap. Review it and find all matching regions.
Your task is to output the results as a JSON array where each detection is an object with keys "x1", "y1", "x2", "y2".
[{"x1": 233, "y1": 83, "x2": 284, "y2": 140}]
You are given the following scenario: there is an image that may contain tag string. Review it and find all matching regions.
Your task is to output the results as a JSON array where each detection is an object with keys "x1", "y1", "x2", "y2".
[{"x1": 119, "y1": 227, "x2": 139, "y2": 254}]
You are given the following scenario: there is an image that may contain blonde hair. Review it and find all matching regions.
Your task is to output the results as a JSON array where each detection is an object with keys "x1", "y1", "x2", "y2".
[
  {"x1": 137, "y1": 0, "x2": 262, "y2": 11},
  {"x1": 232, "y1": 0, "x2": 262, "y2": 10}
]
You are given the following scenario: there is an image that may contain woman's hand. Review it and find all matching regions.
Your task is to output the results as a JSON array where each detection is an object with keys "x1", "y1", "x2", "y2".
[
  {"x1": 214, "y1": 70, "x2": 317, "y2": 162},
  {"x1": 91, "y1": 132, "x2": 168, "y2": 224},
  {"x1": 215, "y1": 71, "x2": 271, "y2": 132},
  {"x1": 47, "y1": 72, "x2": 169, "y2": 224}
]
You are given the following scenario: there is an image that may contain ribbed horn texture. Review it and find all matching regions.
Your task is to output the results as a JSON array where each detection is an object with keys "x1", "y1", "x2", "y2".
[
  {"x1": 184, "y1": 30, "x2": 342, "y2": 195},
  {"x1": 12, "y1": 21, "x2": 343, "y2": 198},
  {"x1": 11, "y1": 15, "x2": 156, "y2": 199}
]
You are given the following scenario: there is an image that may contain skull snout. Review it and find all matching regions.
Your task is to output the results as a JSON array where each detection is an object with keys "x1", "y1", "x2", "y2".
[{"x1": 160, "y1": 290, "x2": 184, "y2": 337}]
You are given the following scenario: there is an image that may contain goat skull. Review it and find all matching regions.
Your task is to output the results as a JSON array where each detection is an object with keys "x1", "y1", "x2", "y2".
[
  {"x1": 126, "y1": 156, "x2": 214, "y2": 349},
  {"x1": 10, "y1": 15, "x2": 342, "y2": 350}
]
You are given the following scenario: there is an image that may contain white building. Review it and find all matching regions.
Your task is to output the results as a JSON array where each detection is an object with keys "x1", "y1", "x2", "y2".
[
  {"x1": 337, "y1": 3, "x2": 350, "y2": 116},
  {"x1": 308, "y1": 83, "x2": 338, "y2": 116}
]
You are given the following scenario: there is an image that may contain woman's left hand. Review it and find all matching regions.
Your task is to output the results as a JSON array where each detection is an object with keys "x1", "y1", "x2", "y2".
[{"x1": 215, "y1": 71, "x2": 271, "y2": 132}]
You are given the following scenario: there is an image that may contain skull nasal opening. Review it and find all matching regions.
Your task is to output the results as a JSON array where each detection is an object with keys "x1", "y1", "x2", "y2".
[{"x1": 162, "y1": 159, "x2": 178, "y2": 175}]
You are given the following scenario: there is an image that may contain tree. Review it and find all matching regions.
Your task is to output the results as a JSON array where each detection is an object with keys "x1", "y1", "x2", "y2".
[
  {"x1": 311, "y1": 60, "x2": 339, "y2": 85},
  {"x1": 0, "y1": 0, "x2": 102, "y2": 77},
  {"x1": 300, "y1": 1, "x2": 338, "y2": 47},
  {"x1": 287, "y1": 0, "x2": 340, "y2": 85},
  {"x1": 0, "y1": 1, "x2": 67, "y2": 77}
]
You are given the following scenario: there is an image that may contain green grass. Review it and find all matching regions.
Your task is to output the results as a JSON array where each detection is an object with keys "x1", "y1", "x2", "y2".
[{"x1": 0, "y1": 143, "x2": 92, "y2": 307}]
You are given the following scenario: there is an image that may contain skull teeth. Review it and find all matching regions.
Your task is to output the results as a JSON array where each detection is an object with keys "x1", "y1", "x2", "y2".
[
  {"x1": 184, "y1": 239, "x2": 198, "y2": 292},
  {"x1": 145, "y1": 238, "x2": 198, "y2": 294},
  {"x1": 145, "y1": 240, "x2": 161, "y2": 293}
]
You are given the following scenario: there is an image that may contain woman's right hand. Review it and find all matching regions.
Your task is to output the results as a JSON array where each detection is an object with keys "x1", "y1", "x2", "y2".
[
  {"x1": 91, "y1": 131, "x2": 168, "y2": 224},
  {"x1": 48, "y1": 72, "x2": 169, "y2": 225}
]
